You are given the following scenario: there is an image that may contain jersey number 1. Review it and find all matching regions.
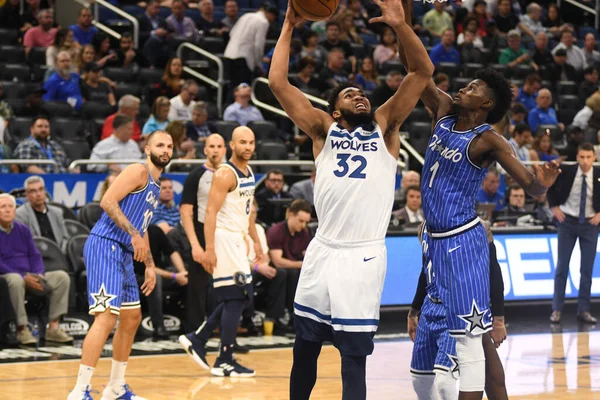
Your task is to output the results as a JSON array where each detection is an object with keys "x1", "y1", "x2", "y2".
[
  {"x1": 334, "y1": 154, "x2": 367, "y2": 179},
  {"x1": 428, "y1": 161, "x2": 440, "y2": 188}
]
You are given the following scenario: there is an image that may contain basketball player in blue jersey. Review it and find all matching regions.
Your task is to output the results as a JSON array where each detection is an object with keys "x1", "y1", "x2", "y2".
[
  {"x1": 67, "y1": 130, "x2": 173, "y2": 400},
  {"x1": 179, "y1": 127, "x2": 262, "y2": 377},
  {"x1": 269, "y1": 0, "x2": 434, "y2": 398},
  {"x1": 394, "y1": 2, "x2": 560, "y2": 399}
]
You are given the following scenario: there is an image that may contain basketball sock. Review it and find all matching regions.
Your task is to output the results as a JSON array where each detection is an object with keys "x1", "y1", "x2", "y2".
[
  {"x1": 107, "y1": 359, "x2": 127, "y2": 388},
  {"x1": 411, "y1": 374, "x2": 439, "y2": 400},
  {"x1": 290, "y1": 337, "x2": 322, "y2": 400},
  {"x1": 194, "y1": 302, "x2": 224, "y2": 342},
  {"x1": 219, "y1": 299, "x2": 245, "y2": 361},
  {"x1": 74, "y1": 364, "x2": 94, "y2": 391},
  {"x1": 341, "y1": 355, "x2": 367, "y2": 400}
]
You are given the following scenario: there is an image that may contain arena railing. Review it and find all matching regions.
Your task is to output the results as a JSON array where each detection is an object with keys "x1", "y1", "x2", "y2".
[
  {"x1": 250, "y1": 77, "x2": 413, "y2": 171},
  {"x1": 0, "y1": 159, "x2": 58, "y2": 167},
  {"x1": 176, "y1": 43, "x2": 225, "y2": 118},
  {"x1": 557, "y1": 0, "x2": 600, "y2": 29},
  {"x1": 92, "y1": 0, "x2": 140, "y2": 48}
]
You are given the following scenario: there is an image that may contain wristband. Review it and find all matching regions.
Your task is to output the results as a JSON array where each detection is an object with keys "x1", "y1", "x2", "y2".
[
  {"x1": 253, "y1": 264, "x2": 259, "y2": 272},
  {"x1": 172, "y1": 273, "x2": 177, "y2": 282}
]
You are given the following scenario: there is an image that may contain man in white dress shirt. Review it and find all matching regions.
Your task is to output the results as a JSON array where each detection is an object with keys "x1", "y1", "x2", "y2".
[
  {"x1": 89, "y1": 115, "x2": 142, "y2": 173},
  {"x1": 168, "y1": 80, "x2": 199, "y2": 122},
  {"x1": 392, "y1": 185, "x2": 424, "y2": 227}
]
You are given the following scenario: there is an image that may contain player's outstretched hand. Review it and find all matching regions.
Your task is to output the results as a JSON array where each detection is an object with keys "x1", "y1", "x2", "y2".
[
  {"x1": 141, "y1": 267, "x2": 156, "y2": 296},
  {"x1": 369, "y1": 0, "x2": 406, "y2": 28},
  {"x1": 490, "y1": 317, "x2": 507, "y2": 348},
  {"x1": 131, "y1": 233, "x2": 148, "y2": 263},
  {"x1": 532, "y1": 160, "x2": 561, "y2": 189},
  {"x1": 204, "y1": 249, "x2": 217, "y2": 274},
  {"x1": 285, "y1": 0, "x2": 305, "y2": 27}
]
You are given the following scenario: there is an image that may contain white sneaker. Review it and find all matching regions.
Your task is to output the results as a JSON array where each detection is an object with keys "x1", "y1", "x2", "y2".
[
  {"x1": 67, "y1": 385, "x2": 95, "y2": 400},
  {"x1": 101, "y1": 384, "x2": 147, "y2": 400}
]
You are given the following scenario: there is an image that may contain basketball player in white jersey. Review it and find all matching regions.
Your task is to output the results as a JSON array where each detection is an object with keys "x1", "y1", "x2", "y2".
[
  {"x1": 269, "y1": 0, "x2": 434, "y2": 398},
  {"x1": 179, "y1": 127, "x2": 263, "y2": 377}
]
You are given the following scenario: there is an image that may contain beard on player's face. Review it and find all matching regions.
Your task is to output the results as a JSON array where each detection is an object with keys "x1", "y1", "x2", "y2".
[
  {"x1": 149, "y1": 151, "x2": 172, "y2": 168},
  {"x1": 339, "y1": 108, "x2": 374, "y2": 127},
  {"x1": 233, "y1": 146, "x2": 253, "y2": 161}
]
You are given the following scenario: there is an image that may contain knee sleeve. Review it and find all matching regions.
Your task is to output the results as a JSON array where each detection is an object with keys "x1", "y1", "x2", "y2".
[
  {"x1": 411, "y1": 374, "x2": 439, "y2": 400},
  {"x1": 434, "y1": 370, "x2": 458, "y2": 400},
  {"x1": 455, "y1": 333, "x2": 486, "y2": 392}
]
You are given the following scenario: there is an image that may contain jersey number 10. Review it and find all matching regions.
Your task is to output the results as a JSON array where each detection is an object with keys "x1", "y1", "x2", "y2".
[
  {"x1": 334, "y1": 154, "x2": 367, "y2": 179},
  {"x1": 142, "y1": 209, "x2": 153, "y2": 233}
]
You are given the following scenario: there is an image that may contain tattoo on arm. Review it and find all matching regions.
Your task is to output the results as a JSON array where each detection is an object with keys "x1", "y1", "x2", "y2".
[
  {"x1": 103, "y1": 200, "x2": 140, "y2": 237},
  {"x1": 144, "y1": 251, "x2": 155, "y2": 268}
]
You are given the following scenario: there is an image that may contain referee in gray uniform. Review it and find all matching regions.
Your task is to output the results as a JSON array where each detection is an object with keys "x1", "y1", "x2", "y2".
[{"x1": 179, "y1": 134, "x2": 226, "y2": 329}]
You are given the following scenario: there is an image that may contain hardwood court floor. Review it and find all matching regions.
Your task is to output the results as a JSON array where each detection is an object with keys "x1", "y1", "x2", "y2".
[{"x1": 1, "y1": 331, "x2": 599, "y2": 400}]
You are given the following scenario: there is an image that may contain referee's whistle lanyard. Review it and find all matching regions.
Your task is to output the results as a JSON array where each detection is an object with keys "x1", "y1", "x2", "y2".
[{"x1": 30, "y1": 136, "x2": 53, "y2": 160}]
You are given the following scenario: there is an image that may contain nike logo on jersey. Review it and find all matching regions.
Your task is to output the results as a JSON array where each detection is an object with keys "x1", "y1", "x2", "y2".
[
  {"x1": 448, "y1": 246, "x2": 461, "y2": 253},
  {"x1": 363, "y1": 256, "x2": 376, "y2": 262}
]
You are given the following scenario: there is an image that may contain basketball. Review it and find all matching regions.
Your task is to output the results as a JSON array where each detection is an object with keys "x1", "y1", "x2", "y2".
[{"x1": 291, "y1": 0, "x2": 339, "y2": 21}]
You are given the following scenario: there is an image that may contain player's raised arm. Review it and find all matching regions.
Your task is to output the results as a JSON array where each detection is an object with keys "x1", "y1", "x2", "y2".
[
  {"x1": 372, "y1": 0, "x2": 434, "y2": 152},
  {"x1": 100, "y1": 163, "x2": 149, "y2": 261},
  {"x1": 203, "y1": 167, "x2": 237, "y2": 273},
  {"x1": 268, "y1": 1, "x2": 333, "y2": 147},
  {"x1": 394, "y1": 0, "x2": 454, "y2": 120}
]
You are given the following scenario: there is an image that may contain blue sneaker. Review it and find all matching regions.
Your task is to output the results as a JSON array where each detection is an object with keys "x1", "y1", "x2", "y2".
[
  {"x1": 179, "y1": 333, "x2": 209, "y2": 370},
  {"x1": 67, "y1": 385, "x2": 96, "y2": 400},
  {"x1": 101, "y1": 384, "x2": 146, "y2": 400},
  {"x1": 211, "y1": 357, "x2": 256, "y2": 377}
]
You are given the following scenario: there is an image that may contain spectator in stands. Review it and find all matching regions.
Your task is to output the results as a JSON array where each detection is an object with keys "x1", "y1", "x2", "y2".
[
  {"x1": 392, "y1": 185, "x2": 424, "y2": 227},
  {"x1": 221, "y1": 0, "x2": 239, "y2": 30},
  {"x1": 548, "y1": 48, "x2": 578, "y2": 82},
  {"x1": 530, "y1": 32, "x2": 554, "y2": 70},
  {"x1": 224, "y1": 2, "x2": 278, "y2": 87},
  {"x1": 91, "y1": 33, "x2": 117, "y2": 66},
  {"x1": 429, "y1": 29, "x2": 460, "y2": 66},
  {"x1": 167, "y1": 0, "x2": 201, "y2": 43},
  {"x1": 349, "y1": 0, "x2": 371, "y2": 35},
  {"x1": 151, "y1": 57, "x2": 184, "y2": 103},
  {"x1": 459, "y1": 30, "x2": 484, "y2": 64},
  {"x1": 0, "y1": 141, "x2": 16, "y2": 174},
  {"x1": 23, "y1": 9, "x2": 57, "y2": 58},
  {"x1": 256, "y1": 169, "x2": 293, "y2": 226},
  {"x1": 580, "y1": 67, "x2": 599, "y2": 100},
  {"x1": 19, "y1": 86, "x2": 45, "y2": 118},
  {"x1": 101, "y1": 95, "x2": 142, "y2": 142},
  {"x1": 168, "y1": 80, "x2": 199, "y2": 122},
  {"x1": 509, "y1": 123, "x2": 533, "y2": 162},
  {"x1": 530, "y1": 131, "x2": 560, "y2": 162},
  {"x1": 482, "y1": 19, "x2": 505, "y2": 56},
  {"x1": 223, "y1": 83, "x2": 264, "y2": 126},
  {"x1": 46, "y1": 28, "x2": 77, "y2": 72},
  {"x1": 266, "y1": 198, "x2": 313, "y2": 322},
  {"x1": 519, "y1": 3, "x2": 555, "y2": 39},
  {"x1": 290, "y1": 57, "x2": 322, "y2": 92},
  {"x1": 515, "y1": 74, "x2": 541, "y2": 112},
  {"x1": 104, "y1": 32, "x2": 142, "y2": 68},
  {"x1": 528, "y1": 88, "x2": 563, "y2": 133},
  {"x1": 0, "y1": 0, "x2": 23, "y2": 31},
  {"x1": 394, "y1": 170, "x2": 420, "y2": 207},
  {"x1": 133, "y1": 224, "x2": 187, "y2": 339},
  {"x1": 139, "y1": 0, "x2": 171, "y2": 68},
  {"x1": 370, "y1": 70, "x2": 403, "y2": 109},
  {"x1": 355, "y1": 57, "x2": 378, "y2": 91},
  {"x1": 477, "y1": 168, "x2": 506, "y2": 211},
  {"x1": 15, "y1": 176, "x2": 69, "y2": 250},
  {"x1": 185, "y1": 102, "x2": 214, "y2": 142},
  {"x1": 0, "y1": 194, "x2": 73, "y2": 345},
  {"x1": 457, "y1": 17, "x2": 484, "y2": 48},
  {"x1": 143, "y1": 96, "x2": 171, "y2": 136},
  {"x1": 573, "y1": 91, "x2": 600, "y2": 132},
  {"x1": 494, "y1": 0, "x2": 519, "y2": 36},
  {"x1": 320, "y1": 48, "x2": 350, "y2": 89},
  {"x1": 320, "y1": 21, "x2": 357, "y2": 72},
  {"x1": 21, "y1": 0, "x2": 43, "y2": 32},
  {"x1": 0, "y1": 276, "x2": 18, "y2": 346},
  {"x1": 0, "y1": 83, "x2": 15, "y2": 123},
  {"x1": 198, "y1": 0, "x2": 227, "y2": 37},
  {"x1": 543, "y1": 4, "x2": 563, "y2": 33},
  {"x1": 300, "y1": 31, "x2": 328, "y2": 67},
  {"x1": 151, "y1": 177, "x2": 181, "y2": 234},
  {"x1": 552, "y1": 30, "x2": 586, "y2": 72},
  {"x1": 42, "y1": 50, "x2": 83, "y2": 111},
  {"x1": 469, "y1": 0, "x2": 491, "y2": 37},
  {"x1": 509, "y1": 103, "x2": 528, "y2": 134},
  {"x1": 70, "y1": 7, "x2": 98, "y2": 46},
  {"x1": 583, "y1": 33, "x2": 600, "y2": 69},
  {"x1": 494, "y1": 185, "x2": 532, "y2": 226},
  {"x1": 166, "y1": 120, "x2": 197, "y2": 169},
  {"x1": 80, "y1": 62, "x2": 116, "y2": 107},
  {"x1": 422, "y1": 1, "x2": 453, "y2": 38},
  {"x1": 289, "y1": 168, "x2": 316, "y2": 207},
  {"x1": 89, "y1": 114, "x2": 142, "y2": 173},
  {"x1": 499, "y1": 29, "x2": 534, "y2": 69},
  {"x1": 433, "y1": 72, "x2": 450, "y2": 93},
  {"x1": 336, "y1": 10, "x2": 362, "y2": 45},
  {"x1": 13, "y1": 116, "x2": 69, "y2": 174},
  {"x1": 564, "y1": 126, "x2": 585, "y2": 161},
  {"x1": 99, "y1": 171, "x2": 118, "y2": 200},
  {"x1": 372, "y1": 26, "x2": 399, "y2": 69}
]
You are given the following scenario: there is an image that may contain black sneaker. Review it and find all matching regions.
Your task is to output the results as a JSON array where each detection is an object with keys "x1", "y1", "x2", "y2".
[
  {"x1": 178, "y1": 333, "x2": 209, "y2": 370},
  {"x1": 211, "y1": 357, "x2": 256, "y2": 377}
]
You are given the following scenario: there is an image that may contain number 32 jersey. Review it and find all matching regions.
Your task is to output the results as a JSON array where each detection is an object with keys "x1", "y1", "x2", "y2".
[
  {"x1": 91, "y1": 164, "x2": 160, "y2": 252},
  {"x1": 421, "y1": 115, "x2": 491, "y2": 231},
  {"x1": 314, "y1": 122, "x2": 397, "y2": 243}
]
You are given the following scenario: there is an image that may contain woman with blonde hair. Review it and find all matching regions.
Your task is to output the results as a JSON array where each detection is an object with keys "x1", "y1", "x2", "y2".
[
  {"x1": 143, "y1": 96, "x2": 170, "y2": 135},
  {"x1": 337, "y1": 10, "x2": 362, "y2": 44},
  {"x1": 166, "y1": 120, "x2": 196, "y2": 172},
  {"x1": 529, "y1": 132, "x2": 560, "y2": 162},
  {"x1": 46, "y1": 28, "x2": 78, "y2": 70}
]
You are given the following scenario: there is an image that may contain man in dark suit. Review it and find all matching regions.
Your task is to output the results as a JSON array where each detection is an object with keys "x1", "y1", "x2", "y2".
[
  {"x1": 138, "y1": 0, "x2": 171, "y2": 68},
  {"x1": 392, "y1": 185, "x2": 424, "y2": 228},
  {"x1": 256, "y1": 169, "x2": 293, "y2": 226},
  {"x1": 548, "y1": 143, "x2": 600, "y2": 324}
]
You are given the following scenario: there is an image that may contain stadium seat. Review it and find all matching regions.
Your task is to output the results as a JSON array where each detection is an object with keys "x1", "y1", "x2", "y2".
[
  {"x1": 488, "y1": 64, "x2": 509, "y2": 78},
  {"x1": 33, "y1": 237, "x2": 69, "y2": 272},
  {"x1": 51, "y1": 117, "x2": 87, "y2": 140},
  {"x1": 514, "y1": 65, "x2": 535, "y2": 79},
  {"x1": 64, "y1": 220, "x2": 91, "y2": 237},
  {"x1": 556, "y1": 81, "x2": 578, "y2": 96},
  {"x1": 351, "y1": 43, "x2": 366, "y2": 59},
  {"x1": 49, "y1": 202, "x2": 78, "y2": 221},
  {"x1": 138, "y1": 68, "x2": 164, "y2": 85},
  {"x1": 408, "y1": 121, "x2": 432, "y2": 141},
  {"x1": 32, "y1": 64, "x2": 49, "y2": 82},
  {"x1": 247, "y1": 120, "x2": 278, "y2": 141},
  {"x1": 103, "y1": 67, "x2": 136, "y2": 83},
  {"x1": 463, "y1": 63, "x2": 484, "y2": 79},
  {"x1": 1, "y1": 81, "x2": 28, "y2": 99},
  {"x1": 436, "y1": 62, "x2": 460, "y2": 77},
  {"x1": 201, "y1": 36, "x2": 226, "y2": 54},
  {"x1": 0, "y1": 45, "x2": 25, "y2": 63},
  {"x1": 558, "y1": 94, "x2": 582, "y2": 111},
  {"x1": 114, "y1": 83, "x2": 143, "y2": 101},
  {"x1": 557, "y1": 109, "x2": 577, "y2": 126},
  {"x1": 0, "y1": 29, "x2": 19, "y2": 45},
  {"x1": 256, "y1": 140, "x2": 290, "y2": 173},
  {"x1": 536, "y1": 124, "x2": 563, "y2": 143},
  {"x1": 80, "y1": 101, "x2": 115, "y2": 119},
  {"x1": 42, "y1": 101, "x2": 73, "y2": 117},
  {"x1": 381, "y1": 60, "x2": 406, "y2": 75},
  {"x1": 28, "y1": 47, "x2": 47, "y2": 65},
  {"x1": 7, "y1": 117, "x2": 34, "y2": 142},
  {"x1": 66, "y1": 234, "x2": 88, "y2": 310},
  {"x1": 6, "y1": 98, "x2": 24, "y2": 115},
  {"x1": 405, "y1": 107, "x2": 431, "y2": 125},
  {"x1": 214, "y1": 120, "x2": 240, "y2": 141},
  {"x1": 0, "y1": 63, "x2": 31, "y2": 82},
  {"x1": 452, "y1": 77, "x2": 472, "y2": 93},
  {"x1": 61, "y1": 139, "x2": 92, "y2": 162},
  {"x1": 79, "y1": 202, "x2": 103, "y2": 229}
]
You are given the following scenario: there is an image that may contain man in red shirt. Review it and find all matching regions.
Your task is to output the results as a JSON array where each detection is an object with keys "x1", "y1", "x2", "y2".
[
  {"x1": 23, "y1": 9, "x2": 57, "y2": 58},
  {"x1": 266, "y1": 199, "x2": 313, "y2": 323},
  {"x1": 101, "y1": 95, "x2": 142, "y2": 142}
]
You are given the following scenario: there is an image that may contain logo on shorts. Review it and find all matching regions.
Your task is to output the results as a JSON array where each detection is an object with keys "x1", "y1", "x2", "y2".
[
  {"x1": 363, "y1": 256, "x2": 376, "y2": 262},
  {"x1": 89, "y1": 284, "x2": 117, "y2": 312},
  {"x1": 233, "y1": 271, "x2": 247, "y2": 287},
  {"x1": 457, "y1": 300, "x2": 490, "y2": 334}
]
